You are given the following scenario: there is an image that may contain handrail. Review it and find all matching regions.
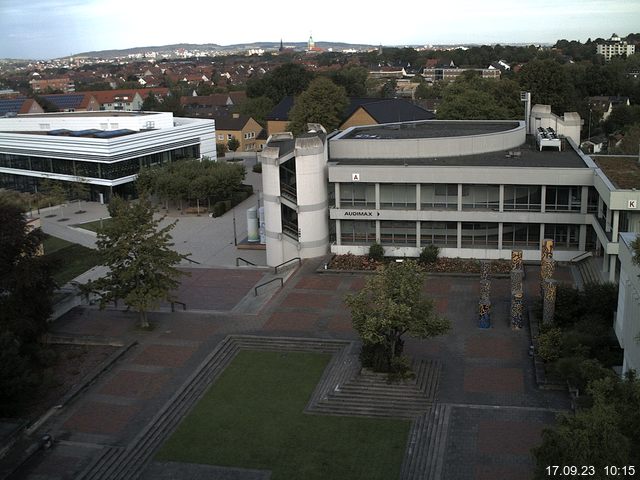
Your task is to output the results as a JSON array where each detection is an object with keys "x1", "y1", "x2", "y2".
[
  {"x1": 569, "y1": 251, "x2": 593, "y2": 264},
  {"x1": 184, "y1": 256, "x2": 201, "y2": 265},
  {"x1": 254, "y1": 277, "x2": 283, "y2": 296},
  {"x1": 274, "y1": 257, "x2": 301, "y2": 274},
  {"x1": 171, "y1": 301, "x2": 186, "y2": 312},
  {"x1": 236, "y1": 257, "x2": 257, "y2": 267}
]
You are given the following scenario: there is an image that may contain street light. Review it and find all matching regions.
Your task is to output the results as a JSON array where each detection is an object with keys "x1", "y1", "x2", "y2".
[{"x1": 588, "y1": 108, "x2": 592, "y2": 142}]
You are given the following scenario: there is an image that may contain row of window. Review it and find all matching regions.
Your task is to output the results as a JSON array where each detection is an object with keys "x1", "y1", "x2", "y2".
[
  {"x1": 337, "y1": 183, "x2": 598, "y2": 213},
  {"x1": 339, "y1": 220, "x2": 586, "y2": 249},
  {"x1": 0, "y1": 146, "x2": 199, "y2": 180}
]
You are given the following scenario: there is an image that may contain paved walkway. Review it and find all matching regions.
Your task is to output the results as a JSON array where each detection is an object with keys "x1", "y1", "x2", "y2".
[{"x1": 3, "y1": 258, "x2": 573, "y2": 480}]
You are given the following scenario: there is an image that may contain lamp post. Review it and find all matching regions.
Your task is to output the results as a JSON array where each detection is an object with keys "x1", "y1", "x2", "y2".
[
  {"x1": 588, "y1": 108, "x2": 592, "y2": 142},
  {"x1": 232, "y1": 207, "x2": 237, "y2": 246}
]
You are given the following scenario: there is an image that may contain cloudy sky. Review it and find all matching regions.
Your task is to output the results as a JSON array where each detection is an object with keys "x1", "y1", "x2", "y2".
[{"x1": 1, "y1": 0, "x2": 639, "y2": 59}]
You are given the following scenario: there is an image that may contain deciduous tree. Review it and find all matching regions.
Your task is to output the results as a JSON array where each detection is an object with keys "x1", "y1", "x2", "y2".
[
  {"x1": 83, "y1": 197, "x2": 189, "y2": 328},
  {"x1": 344, "y1": 260, "x2": 450, "y2": 373},
  {"x1": 287, "y1": 77, "x2": 348, "y2": 134}
]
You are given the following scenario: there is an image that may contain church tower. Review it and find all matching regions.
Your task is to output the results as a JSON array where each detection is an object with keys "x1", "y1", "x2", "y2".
[{"x1": 308, "y1": 34, "x2": 315, "y2": 51}]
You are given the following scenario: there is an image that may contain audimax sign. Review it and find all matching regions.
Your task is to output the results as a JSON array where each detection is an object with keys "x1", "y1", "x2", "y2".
[{"x1": 343, "y1": 211, "x2": 380, "y2": 217}]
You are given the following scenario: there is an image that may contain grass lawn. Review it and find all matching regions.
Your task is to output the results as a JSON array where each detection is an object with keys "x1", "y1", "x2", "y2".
[
  {"x1": 156, "y1": 350, "x2": 410, "y2": 480},
  {"x1": 74, "y1": 218, "x2": 112, "y2": 233},
  {"x1": 43, "y1": 235, "x2": 101, "y2": 286}
]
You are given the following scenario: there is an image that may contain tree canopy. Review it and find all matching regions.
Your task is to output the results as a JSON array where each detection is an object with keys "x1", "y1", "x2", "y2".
[
  {"x1": 344, "y1": 261, "x2": 450, "y2": 373},
  {"x1": 83, "y1": 197, "x2": 189, "y2": 328},
  {"x1": 287, "y1": 77, "x2": 348, "y2": 134},
  {"x1": 246, "y1": 63, "x2": 315, "y2": 104},
  {"x1": 518, "y1": 59, "x2": 576, "y2": 114},
  {"x1": 0, "y1": 200, "x2": 56, "y2": 414}
]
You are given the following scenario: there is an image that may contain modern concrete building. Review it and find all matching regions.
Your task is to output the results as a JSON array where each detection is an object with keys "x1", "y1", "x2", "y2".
[
  {"x1": 0, "y1": 111, "x2": 216, "y2": 201},
  {"x1": 259, "y1": 106, "x2": 640, "y2": 280},
  {"x1": 614, "y1": 233, "x2": 640, "y2": 375}
]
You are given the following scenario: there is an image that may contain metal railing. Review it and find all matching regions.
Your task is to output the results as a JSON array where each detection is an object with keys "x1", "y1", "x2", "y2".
[
  {"x1": 236, "y1": 257, "x2": 257, "y2": 266},
  {"x1": 171, "y1": 301, "x2": 186, "y2": 312},
  {"x1": 184, "y1": 256, "x2": 201, "y2": 265},
  {"x1": 254, "y1": 277, "x2": 283, "y2": 296},
  {"x1": 569, "y1": 251, "x2": 593, "y2": 263},
  {"x1": 274, "y1": 257, "x2": 301, "y2": 274}
]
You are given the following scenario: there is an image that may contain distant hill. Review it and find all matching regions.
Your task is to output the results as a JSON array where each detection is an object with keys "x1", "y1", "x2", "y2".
[{"x1": 73, "y1": 41, "x2": 378, "y2": 58}]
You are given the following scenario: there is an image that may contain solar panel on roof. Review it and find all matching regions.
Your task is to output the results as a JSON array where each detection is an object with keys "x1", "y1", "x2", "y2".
[
  {"x1": 70, "y1": 129, "x2": 102, "y2": 137},
  {"x1": 0, "y1": 98, "x2": 27, "y2": 116},
  {"x1": 41, "y1": 94, "x2": 84, "y2": 109}
]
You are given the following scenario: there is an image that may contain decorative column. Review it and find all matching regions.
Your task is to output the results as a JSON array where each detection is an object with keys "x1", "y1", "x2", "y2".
[
  {"x1": 540, "y1": 238, "x2": 554, "y2": 297},
  {"x1": 511, "y1": 249, "x2": 523, "y2": 271},
  {"x1": 542, "y1": 279, "x2": 557, "y2": 325},
  {"x1": 478, "y1": 261, "x2": 491, "y2": 328},
  {"x1": 510, "y1": 249, "x2": 525, "y2": 329},
  {"x1": 510, "y1": 291, "x2": 524, "y2": 329}
]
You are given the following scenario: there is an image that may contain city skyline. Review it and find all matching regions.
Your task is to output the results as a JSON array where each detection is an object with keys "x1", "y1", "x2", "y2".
[{"x1": 1, "y1": 0, "x2": 639, "y2": 60}]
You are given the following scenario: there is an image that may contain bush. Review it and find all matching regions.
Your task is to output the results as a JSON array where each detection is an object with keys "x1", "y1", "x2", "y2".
[
  {"x1": 419, "y1": 244, "x2": 439, "y2": 264},
  {"x1": 537, "y1": 327, "x2": 563, "y2": 362},
  {"x1": 368, "y1": 242, "x2": 384, "y2": 261},
  {"x1": 252, "y1": 162, "x2": 262, "y2": 173},
  {"x1": 211, "y1": 201, "x2": 228, "y2": 217}
]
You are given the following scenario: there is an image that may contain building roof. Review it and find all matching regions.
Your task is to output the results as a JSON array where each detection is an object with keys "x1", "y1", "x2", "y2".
[
  {"x1": 0, "y1": 98, "x2": 36, "y2": 116},
  {"x1": 40, "y1": 93, "x2": 95, "y2": 110},
  {"x1": 330, "y1": 140, "x2": 588, "y2": 169},
  {"x1": 341, "y1": 120, "x2": 520, "y2": 140},
  {"x1": 214, "y1": 115, "x2": 252, "y2": 131},
  {"x1": 592, "y1": 156, "x2": 640, "y2": 189}
]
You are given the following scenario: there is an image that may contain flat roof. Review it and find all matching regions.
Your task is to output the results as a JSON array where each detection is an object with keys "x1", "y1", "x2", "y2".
[
  {"x1": 341, "y1": 120, "x2": 521, "y2": 140},
  {"x1": 592, "y1": 156, "x2": 640, "y2": 189},
  {"x1": 16, "y1": 111, "x2": 158, "y2": 118},
  {"x1": 330, "y1": 138, "x2": 588, "y2": 169}
]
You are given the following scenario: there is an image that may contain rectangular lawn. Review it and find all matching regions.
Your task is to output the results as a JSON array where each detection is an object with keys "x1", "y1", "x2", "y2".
[
  {"x1": 156, "y1": 350, "x2": 410, "y2": 480},
  {"x1": 43, "y1": 235, "x2": 101, "y2": 285}
]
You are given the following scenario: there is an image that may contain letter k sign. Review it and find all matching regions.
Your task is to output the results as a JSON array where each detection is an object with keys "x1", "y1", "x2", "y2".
[{"x1": 629, "y1": 200, "x2": 637, "y2": 209}]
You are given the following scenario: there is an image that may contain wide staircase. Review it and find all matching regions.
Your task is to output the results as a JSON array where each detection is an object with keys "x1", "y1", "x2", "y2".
[{"x1": 572, "y1": 253, "x2": 604, "y2": 287}]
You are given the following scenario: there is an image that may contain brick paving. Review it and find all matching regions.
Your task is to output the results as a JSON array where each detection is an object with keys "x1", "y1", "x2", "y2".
[{"x1": 12, "y1": 260, "x2": 574, "y2": 480}]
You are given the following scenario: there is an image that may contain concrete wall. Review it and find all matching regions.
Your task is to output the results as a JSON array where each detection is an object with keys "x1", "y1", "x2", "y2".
[
  {"x1": 529, "y1": 105, "x2": 582, "y2": 145},
  {"x1": 614, "y1": 233, "x2": 640, "y2": 375},
  {"x1": 0, "y1": 111, "x2": 174, "y2": 131}
]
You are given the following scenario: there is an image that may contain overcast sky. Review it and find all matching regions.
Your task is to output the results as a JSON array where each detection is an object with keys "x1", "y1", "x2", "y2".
[{"x1": 1, "y1": 0, "x2": 639, "y2": 60}]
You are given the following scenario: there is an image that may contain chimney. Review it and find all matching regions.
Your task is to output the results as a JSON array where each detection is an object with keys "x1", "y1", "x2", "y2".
[{"x1": 233, "y1": 113, "x2": 240, "y2": 119}]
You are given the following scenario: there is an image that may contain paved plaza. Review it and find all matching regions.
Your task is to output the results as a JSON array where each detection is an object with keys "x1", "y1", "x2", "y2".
[
  {"x1": 3, "y1": 162, "x2": 574, "y2": 480},
  {"x1": 2, "y1": 254, "x2": 573, "y2": 480}
]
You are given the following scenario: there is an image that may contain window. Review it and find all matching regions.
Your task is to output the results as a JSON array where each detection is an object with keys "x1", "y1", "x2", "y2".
[
  {"x1": 380, "y1": 221, "x2": 416, "y2": 245},
  {"x1": 421, "y1": 221, "x2": 457, "y2": 247},
  {"x1": 545, "y1": 224, "x2": 579, "y2": 249},
  {"x1": 340, "y1": 220, "x2": 376, "y2": 245},
  {"x1": 340, "y1": 183, "x2": 375, "y2": 209},
  {"x1": 503, "y1": 185, "x2": 542, "y2": 211},
  {"x1": 421, "y1": 184, "x2": 457, "y2": 210},
  {"x1": 379, "y1": 184, "x2": 416, "y2": 209},
  {"x1": 217, "y1": 134, "x2": 224, "y2": 140},
  {"x1": 227, "y1": 134, "x2": 233, "y2": 140},
  {"x1": 461, "y1": 223, "x2": 499, "y2": 247},
  {"x1": 502, "y1": 223, "x2": 540, "y2": 248},
  {"x1": 545, "y1": 186, "x2": 581, "y2": 212},
  {"x1": 461, "y1": 185, "x2": 500, "y2": 210}
]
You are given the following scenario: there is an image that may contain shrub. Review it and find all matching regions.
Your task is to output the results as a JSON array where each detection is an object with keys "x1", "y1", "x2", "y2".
[
  {"x1": 537, "y1": 327, "x2": 563, "y2": 362},
  {"x1": 419, "y1": 244, "x2": 439, "y2": 264},
  {"x1": 252, "y1": 162, "x2": 262, "y2": 173},
  {"x1": 368, "y1": 242, "x2": 384, "y2": 261},
  {"x1": 211, "y1": 201, "x2": 228, "y2": 217}
]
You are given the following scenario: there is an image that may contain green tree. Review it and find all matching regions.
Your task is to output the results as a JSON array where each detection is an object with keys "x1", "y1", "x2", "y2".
[
  {"x1": 287, "y1": 77, "x2": 348, "y2": 134},
  {"x1": 69, "y1": 177, "x2": 90, "y2": 212},
  {"x1": 82, "y1": 197, "x2": 189, "y2": 328},
  {"x1": 227, "y1": 137, "x2": 240, "y2": 152},
  {"x1": 0, "y1": 200, "x2": 55, "y2": 414},
  {"x1": 239, "y1": 95, "x2": 274, "y2": 126},
  {"x1": 246, "y1": 63, "x2": 314, "y2": 104},
  {"x1": 344, "y1": 260, "x2": 450, "y2": 372},
  {"x1": 518, "y1": 59, "x2": 576, "y2": 113},
  {"x1": 330, "y1": 65, "x2": 369, "y2": 97},
  {"x1": 614, "y1": 124, "x2": 640, "y2": 154},
  {"x1": 216, "y1": 142, "x2": 227, "y2": 158},
  {"x1": 141, "y1": 92, "x2": 161, "y2": 111}
]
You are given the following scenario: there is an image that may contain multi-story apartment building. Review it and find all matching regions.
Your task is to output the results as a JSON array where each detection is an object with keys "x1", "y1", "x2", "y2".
[
  {"x1": 596, "y1": 33, "x2": 636, "y2": 61},
  {"x1": 0, "y1": 111, "x2": 216, "y2": 201},
  {"x1": 421, "y1": 67, "x2": 501, "y2": 82},
  {"x1": 29, "y1": 77, "x2": 75, "y2": 93}
]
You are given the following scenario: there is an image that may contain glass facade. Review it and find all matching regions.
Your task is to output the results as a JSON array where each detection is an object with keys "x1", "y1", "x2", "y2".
[
  {"x1": 421, "y1": 184, "x2": 458, "y2": 210},
  {"x1": 502, "y1": 223, "x2": 540, "y2": 248},
  {"x1": 340, "y1": 183, "x2": 375, "y2": 209},
  {"x1": 340, "y1": 220, "x2": 376, "y2": 245},
  {"x1": 503, "y1": 185, "x2": 542, "y2": 211},
  {"x1": 420, "y1": 221, "x2": 457, "y2": 247},
  {"x1": 379, "y1": 184, "x2": 416, "y2": 209},
  {"x1": 0, "y1": 145, "x2": 199, "y2": 182},
  {"x1": 545, "y1": 186, "x2": 581, "y2": 212},
  {"x1": 461, "y1": 222, "x2": 500, "y2": 247},
  {"x1": 380, "y1": 220, "x2": 416, "y2": 245},
  {"x1": 545, "y1": 224, "x2": 580, "y2": 249},
  {"x1": 461, "y1": 185, "x2": 500, "y2": 210}
]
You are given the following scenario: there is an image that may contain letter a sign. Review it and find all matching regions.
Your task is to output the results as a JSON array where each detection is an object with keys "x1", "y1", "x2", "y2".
[{"x1": 352, "y1": 173, "x2": 360, "y2": 182}]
